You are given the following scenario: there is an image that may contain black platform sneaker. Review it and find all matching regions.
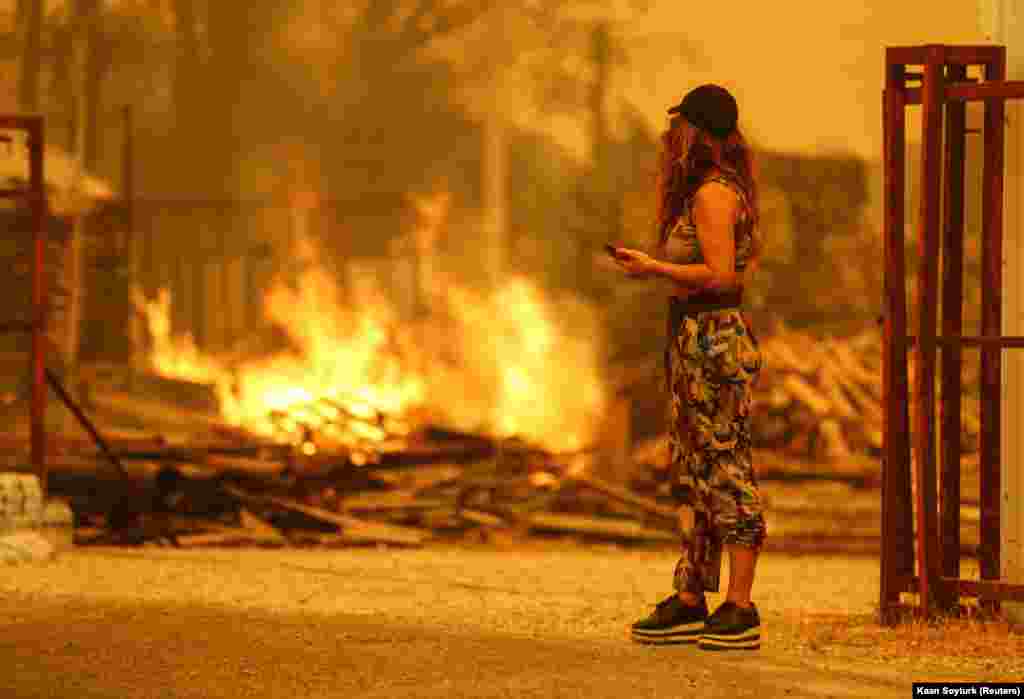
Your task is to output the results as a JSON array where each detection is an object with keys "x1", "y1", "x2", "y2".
[
  {"x1": 698, "y1": 601, "x2": 761, "y2": 651},
  {"x1": 630, "y1": 595, "x2": 708, "y2": 645}
]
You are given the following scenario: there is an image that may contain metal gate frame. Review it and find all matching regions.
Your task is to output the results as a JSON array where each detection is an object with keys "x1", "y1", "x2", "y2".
[
  {"x1": 881, "y1": 44, "x2": 1024, "y2": 622},
  {"x1": 0, "y1": 115, "x2": 48, "y2": 499}
]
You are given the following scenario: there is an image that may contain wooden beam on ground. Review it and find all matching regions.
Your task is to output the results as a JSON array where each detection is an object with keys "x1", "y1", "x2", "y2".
[
  {"x1": 526, "y1": 512, "x2": 676, "y2": 543},
  {"x1": 566, "y1": 471, "x2": 678, "y2": 521},
  {"x1": 222, "y1": 484, "x2": 428, "y2": 547}
]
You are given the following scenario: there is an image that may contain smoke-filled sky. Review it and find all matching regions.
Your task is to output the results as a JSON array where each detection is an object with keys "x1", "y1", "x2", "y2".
[
  {"x1": 539, "y1": 0, "x2": 988, "y2": 161},
  {"x1": 0, "y1": 0, "x2": 993, "y2": 173}
]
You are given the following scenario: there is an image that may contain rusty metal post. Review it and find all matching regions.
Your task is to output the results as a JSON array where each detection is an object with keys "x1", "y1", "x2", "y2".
[
  {"x1": 939, "y1": 62, "x2": 968, "y2": 612},
  {"x1": 27, "y1": 116, "x2": 47, "y2": 499},
  {"x1": 913, "y1": 45, "x2": 947, "y2": 615},
  {"x1": 979, "y1": 48, "x2": 1007, "y2": 612},
  {"x1": 881, "y1": 55, "x2": 915, "y2": 623},
  {"x1": 880, "y1": 44, "x2": 1024, "y2": 618}
]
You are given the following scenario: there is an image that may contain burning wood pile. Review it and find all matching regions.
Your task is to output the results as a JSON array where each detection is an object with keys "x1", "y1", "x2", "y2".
[
  {"x1": 6, "y1": 221, "x2": 675, "y2": 548},
  {"x1": 14, "y1": 415, "x2": 677, "y2": 549}
]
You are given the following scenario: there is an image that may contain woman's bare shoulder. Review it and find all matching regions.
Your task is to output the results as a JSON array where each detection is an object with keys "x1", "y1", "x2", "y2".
[{"x1": 693, "y1": 180, "x2": 742, "y2": 215}]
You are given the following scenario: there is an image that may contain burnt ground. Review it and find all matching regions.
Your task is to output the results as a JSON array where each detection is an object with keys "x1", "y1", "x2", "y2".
[{"x1": 0, "y1": 543, "x2": 1019, "y2": 698}]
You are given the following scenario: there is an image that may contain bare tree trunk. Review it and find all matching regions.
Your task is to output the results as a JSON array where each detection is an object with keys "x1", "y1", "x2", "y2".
[
  {"x1": 81, "y1": 0, "x2": 108, "y2": 172},
  {"x1": 481, "y1": 110, "x2": 506, "y2": 286},
  {"x1": 16, "y1": 0, "x2": 43, "y2": 112},
  {"x1": 62, "y1": 0, "x2": 104, "y2": 415},
  {"x1": 172, "y1": 0, "x2": 199, "y2": 144},
  {"x1": 589, "y1": 21, "x2": 611, "y2": 176}
]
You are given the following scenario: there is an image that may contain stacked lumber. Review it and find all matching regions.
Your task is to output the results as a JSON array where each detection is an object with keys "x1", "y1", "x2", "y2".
[
  {"x1": 619, "y1": 324, "x2": 981, "y2": 480},
  {"x1": 751, "y1": 325, "x2": 978, "y2": 461}
]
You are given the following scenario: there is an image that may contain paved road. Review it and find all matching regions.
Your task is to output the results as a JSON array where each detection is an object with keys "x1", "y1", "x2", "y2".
[{"x1": 0, "y1": 545, "x2": 981, "y2": 698}]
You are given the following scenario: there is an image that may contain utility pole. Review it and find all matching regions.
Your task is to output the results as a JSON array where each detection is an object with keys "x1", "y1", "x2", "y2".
[
  {"x1": 575, "y1": 19, "x2": 619, "y2": 295},
  {"x1": 64, "y1": 0, "x2": 101, "y2": 404},
  {"x1": 589, "y1": 20, "x2": 612, "y2": 181},
  {"x1": 480, "y1": 8, "x2": 508, "y2": 288}
]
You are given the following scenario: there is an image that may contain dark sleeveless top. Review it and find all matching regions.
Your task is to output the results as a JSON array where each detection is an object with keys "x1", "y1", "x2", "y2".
[{"x1": 659, "y1": 172, "x2": 755, "y2": 274}]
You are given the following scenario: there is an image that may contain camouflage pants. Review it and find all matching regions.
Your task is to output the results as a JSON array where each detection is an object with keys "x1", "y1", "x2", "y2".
[{"x1": 666, "y1": 306, "x2": 767, "y2": 595}]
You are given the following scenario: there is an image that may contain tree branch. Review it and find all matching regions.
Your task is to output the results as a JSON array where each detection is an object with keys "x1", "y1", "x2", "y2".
[{"x1": 398, "y1": 0, "x2": 497, "y2": 51}]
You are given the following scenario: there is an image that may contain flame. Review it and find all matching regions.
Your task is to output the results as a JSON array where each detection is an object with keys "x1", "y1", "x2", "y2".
[{"x1": 133, "y1": 221, "x2": 607, "y2": 453}]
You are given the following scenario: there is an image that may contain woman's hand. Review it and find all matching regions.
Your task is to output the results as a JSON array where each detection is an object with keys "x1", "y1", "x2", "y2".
[{"x1": 612, "y1": 247, "x2": 657, "y2": 279}]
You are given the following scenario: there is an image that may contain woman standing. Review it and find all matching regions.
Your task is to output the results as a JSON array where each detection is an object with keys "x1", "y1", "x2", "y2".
[{"x1": 612, "y1": 84, "x2": 766, "y2": 651}]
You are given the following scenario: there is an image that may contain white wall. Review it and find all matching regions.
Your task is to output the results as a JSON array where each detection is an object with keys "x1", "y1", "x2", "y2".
[{"x1": 978, "y1": 0, "x2": 1023, "y2": 624}]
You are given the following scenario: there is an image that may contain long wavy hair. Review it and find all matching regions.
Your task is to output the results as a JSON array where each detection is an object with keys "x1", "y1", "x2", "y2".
[{"x1": 655, "y1": 117, "x2": 763, "y2": 273}]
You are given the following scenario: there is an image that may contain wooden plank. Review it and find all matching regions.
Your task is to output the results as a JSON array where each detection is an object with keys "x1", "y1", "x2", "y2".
[
  {"x1": 567, "y1": 471, "x2": 678, "y2": 521},
  {"x1": 202, "y1": 454, "x2": 287, "y2": 477},
  {"x1": 222, "y1": 484, "x2": 428, "y2": 546},
  {"x1": 459, "y1": 508, "x2": 508, "y2": 528},
  {"x1": 881, "y1": 65, "x2": 916, "y2": 620},
  {"x1": 0, "y1": 435, "x2": 167, "y2": 455},
  {"x1": 85, "y1": 391, "x2": 226, "y2": 431},
  {"x1": 781, "y1": 374, "x2": 832, "y2": 416},
  {"x1": 238, "y1": 508, "x2": 288, "y2": 543},
  {"x1": 175, "y1": 529, "x2": 287, "y2": 548},
  {"x1": 363, "y1": 464, "x2": 463, "y2": 494},
  {"x1": 979, "y1": 51, "x2": 1006, "y2": 598},
  {"x1": 526, "y1": 512, "x2": 676, "y2": 543},
  {"x1": 911, "y1": 44, "x2": 946, "y2": 614},
  {"x1": 338, "y1": 492, "x2": 451, "y2": 513},
  {"x1": 939, "y1": 62, "x2": 967, "y2": 611}
]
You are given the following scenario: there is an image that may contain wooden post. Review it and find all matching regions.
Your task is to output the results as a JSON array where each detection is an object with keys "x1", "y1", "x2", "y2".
[
  {"x1": 28, "y1": 118, "x2": 47, "y2": 499},
  {"x1": 939, "y1": 62, "x2": 968, "y2": 611},
  {"x1": 123, "y1": 105, "x2": 142, "y2": 371},
  {"x1": 979, "y1": 48, "x2": 1007, "y2": 611},
  {"x1": 881, "y1": 56, "x2": 916, "y2": 623},
  {"x1": 913, "y1": 45, "x2": 947, "y2": 615}
]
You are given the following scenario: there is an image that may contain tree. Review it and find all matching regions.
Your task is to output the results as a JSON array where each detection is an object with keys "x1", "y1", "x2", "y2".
[{"x1": 16, "y1": 0, "x2": 43, "y2": 112}]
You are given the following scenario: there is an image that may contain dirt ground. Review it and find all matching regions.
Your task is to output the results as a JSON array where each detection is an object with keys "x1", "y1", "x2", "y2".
[{"x1": 1, "y1": 541, "x2": 1021, "y2": 698}]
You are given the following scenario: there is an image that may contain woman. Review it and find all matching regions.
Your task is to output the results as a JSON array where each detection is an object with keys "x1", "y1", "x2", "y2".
[{"x1": 613, "y1": 84, "x2": 766, "y2": 652}]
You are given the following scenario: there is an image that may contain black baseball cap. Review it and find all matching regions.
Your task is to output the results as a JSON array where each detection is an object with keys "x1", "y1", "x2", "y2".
[{"x1": 667, "y1": 84, "x2": 738, "y2": 139}]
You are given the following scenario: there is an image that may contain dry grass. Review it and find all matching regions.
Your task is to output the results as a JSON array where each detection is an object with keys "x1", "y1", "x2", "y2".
[{"x1": 794, "y1": 606, "x2": 1024, "y2": 662}]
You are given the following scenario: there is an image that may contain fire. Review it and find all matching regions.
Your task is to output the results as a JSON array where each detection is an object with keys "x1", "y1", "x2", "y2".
[{"x1": 132, "y1": 235, "x2": 607, "y2": 454}]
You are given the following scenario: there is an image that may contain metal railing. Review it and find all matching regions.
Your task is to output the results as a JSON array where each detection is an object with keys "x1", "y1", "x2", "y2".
[{"x1": 881, "y1": 44, "x2": 1024, "y2": 621}]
